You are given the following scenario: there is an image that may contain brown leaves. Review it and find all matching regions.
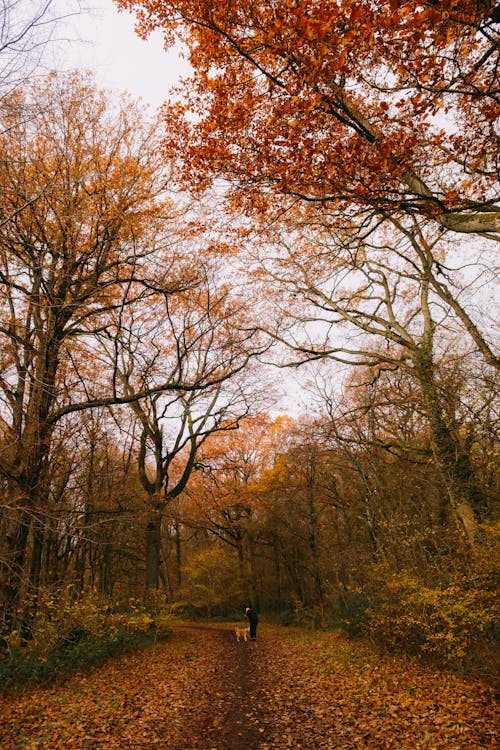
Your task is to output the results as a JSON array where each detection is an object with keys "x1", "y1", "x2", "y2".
[
  {"x1": 252, "y1": 628, "x2": 498, "y2": 749},
  {"x1": 0, "y1": 628, "x2": 218, "y2": 749},
  {"x1": 0, "y1": 624, "x2": 496, "y2": 750}
]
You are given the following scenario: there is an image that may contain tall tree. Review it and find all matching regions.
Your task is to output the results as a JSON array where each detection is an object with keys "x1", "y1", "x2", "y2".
[
  {"x1": 0, "y1": 71, "x2": 174, "y2": 630},
  {"x1": 258, "y1": 222, "x2": 492, "y2": 542},
  {"x1": 99, "y1": 251, "x2": 269, "y2": 593}
]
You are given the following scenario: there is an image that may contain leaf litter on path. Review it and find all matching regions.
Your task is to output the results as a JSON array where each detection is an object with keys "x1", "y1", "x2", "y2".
[{"x1": 0, "y1": 623, "x2": 496, "y2": 749}]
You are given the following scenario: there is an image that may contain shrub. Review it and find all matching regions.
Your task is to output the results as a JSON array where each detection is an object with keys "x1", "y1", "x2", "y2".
[
  {"x1": 334, "y1": 590, "x2": 373, "y2": 637},
  {"x1": 271, "y1": 601, "x2": 328, "y2": 629},
  {"x1": 0, "y1": 590, "x2": 174, "y2": 694},
  {"x1": 0, "y1": 626, "x2": 166, "y2": 694},
  {"x1": 365, "y1": 530, "x2": 499, "y2": 670}
]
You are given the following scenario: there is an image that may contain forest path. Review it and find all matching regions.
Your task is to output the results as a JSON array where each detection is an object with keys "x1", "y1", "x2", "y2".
[{"x1": 0, "y1": 622, "x2": 496, "y2": 749}]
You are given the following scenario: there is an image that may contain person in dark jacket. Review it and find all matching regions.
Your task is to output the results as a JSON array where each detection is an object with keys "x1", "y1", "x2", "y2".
[{"x1": 245, "y1": 606, "x2": 259, "y2": 640}]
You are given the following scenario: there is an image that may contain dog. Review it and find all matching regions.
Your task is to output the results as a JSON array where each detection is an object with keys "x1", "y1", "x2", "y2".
[{"x1": 235, "y1": 626, "x2": 249, "y2": 642}]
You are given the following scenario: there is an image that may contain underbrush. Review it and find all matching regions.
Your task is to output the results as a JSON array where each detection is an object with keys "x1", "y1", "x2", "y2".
[
  {"x1": 365, "y1": 573, "x2": 498, "y2": 675},
  {"x1": 0, "y1": 628, "x2": 165, "y2": 694},
  {"x1": 168, "y1": 601, "x2": 246, "y2": 621},
  {"x1": 0, "y1": 591, "x2": 173, "y2": 695},
  {"x1": 363, "y1": 527, "x2": 499, "y2": 675},
  {"x1": 268, "y1": 527, "x2": 499, "y2": 678},
  {"x1": 269, "y1": 592, "x2": 372, "y2": 634}
]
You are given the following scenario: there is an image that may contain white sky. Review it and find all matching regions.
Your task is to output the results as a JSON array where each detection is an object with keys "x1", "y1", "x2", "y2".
[
  {"x1": 58, "y1": 0, "x2": 189, "y2": 110},
  {"x1": 49, "y1": 1, "x2": 330, "y2": 416}
]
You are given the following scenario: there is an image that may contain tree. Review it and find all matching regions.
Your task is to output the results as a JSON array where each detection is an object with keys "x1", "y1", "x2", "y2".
[
  {"x1": 181, "y1": 413, "x2": 288, "y2": 605},
  {"x1": 257, "y1": 421, "x2": 341, "y2": 611},
  {"x1": 320, "y1": 363, "x2": 466, "y2": 560},
  {"x1": 0, "y1": 71, "x2": 176, "y2": 631},
  {"x1": 0, "y1": 0, "x2": 81, "y2": 101},
  {"x1": 52, "y1": 409, "x2": 146, "y2": 601},
  {"x1": 96, "y1": 250, "x2": 270, "y2": 594},
  {"x1": 118, "y1": 0, "x2": 500, "y2": 237},
  {"x1": 257, "y1": 219, "x2": 494, "y2": 542},
  {"x1": 177, "y1": 544, "x2": 245, "y2": 617}
]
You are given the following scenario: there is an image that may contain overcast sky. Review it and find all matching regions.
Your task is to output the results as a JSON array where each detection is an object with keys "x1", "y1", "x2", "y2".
[{"x1": 59, "y1": 0, "x2": 189, "y2": 109}]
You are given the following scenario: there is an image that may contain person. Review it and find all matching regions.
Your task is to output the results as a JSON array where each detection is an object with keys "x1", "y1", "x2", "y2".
[{"x1": 245, "y1": 606, "x2": 259, "y2": 640}]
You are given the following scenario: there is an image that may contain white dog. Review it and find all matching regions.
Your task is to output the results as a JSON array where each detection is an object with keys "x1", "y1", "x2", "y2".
[{"x1": 235, "y1": 626, "x2": 250, "y2": 642}]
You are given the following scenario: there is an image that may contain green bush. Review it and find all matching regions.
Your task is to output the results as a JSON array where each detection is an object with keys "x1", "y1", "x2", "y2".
[
  {"x1": 0, "y1": 590, "x2": 174, "y2": 694},
  {"x1": 275, "y1": 609, "x2": 296, "y2": 627},
  {"x1": 272, "y1": 601, "x2": 326, "y2": 629}
]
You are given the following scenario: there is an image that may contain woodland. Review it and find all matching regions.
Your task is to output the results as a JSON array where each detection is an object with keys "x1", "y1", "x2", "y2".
[{"x1": 0, "y1": 0, "x2": 498, "y2": 691}]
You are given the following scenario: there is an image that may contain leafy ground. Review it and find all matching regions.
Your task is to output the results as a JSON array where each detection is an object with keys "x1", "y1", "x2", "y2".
[{"x1": 0, "y1": 622, "x2": 497, "y2": 749}]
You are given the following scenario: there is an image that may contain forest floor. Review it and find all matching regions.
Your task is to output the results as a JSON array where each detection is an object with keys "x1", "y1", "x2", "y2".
[{"x1": 0, "y1": 622, "x2": 497, "y2": 749}]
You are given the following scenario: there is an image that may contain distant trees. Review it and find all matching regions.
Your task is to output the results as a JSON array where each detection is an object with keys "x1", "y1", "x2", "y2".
[{"x1": 180, "y1": 414, "x2": 282, "y2": 606}]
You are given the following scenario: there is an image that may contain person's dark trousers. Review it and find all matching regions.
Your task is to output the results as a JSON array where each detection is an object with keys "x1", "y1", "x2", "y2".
[{"x1": 249, "y1": 621, "x2": 258, "y2": 640}]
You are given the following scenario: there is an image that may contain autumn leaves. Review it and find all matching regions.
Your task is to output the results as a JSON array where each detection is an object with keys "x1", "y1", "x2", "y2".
[
  {"x1": 0, "y1": 72, "x2": 266, "y2": 632},
  {"x1": 0, "y1": 1, "x2": 498, "y2": 668},
  {"x1": 118, "y1": 0, "x2": 500, "y2": 232}
]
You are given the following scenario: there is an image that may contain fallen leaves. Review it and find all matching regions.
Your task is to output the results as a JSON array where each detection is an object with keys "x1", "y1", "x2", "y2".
[
  {"x1": 0, "y1": 623, "x2": 497, "y2": 749},
  {"x1": 250, "y1": 627, "x2": 498, "y2": 749}
]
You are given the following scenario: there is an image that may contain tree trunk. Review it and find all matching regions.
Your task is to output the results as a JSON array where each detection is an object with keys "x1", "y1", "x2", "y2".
[
  {"x1": 1, "y1": 506, "x2": 32, "y2": 630},
  {"x1": 20, "y1": 515, "x2": 45, "y2": 643},
  {"x1": 307, "y1": 485, "x2": 324, "y2": 608},
  {"x1": 273, "y1": 537, "x2": 283, "y2": 610},
  {"x1": 414, "y1": 346, "x2": 482, "y2": 545},
  {"x1": 145, "y1": 506, "x2": 163, "y2": 591},
  {"x1": 174, "y1": 517, "x2": 182, "y2": 588},
  {"x1": 243, "y1": 533, "x2": 259, "y2": 609}
]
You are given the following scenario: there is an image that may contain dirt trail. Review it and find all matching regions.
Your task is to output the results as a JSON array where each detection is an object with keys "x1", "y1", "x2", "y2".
[
  {"x1": 0, "y1": 624, "x2": 275, "y2": 750},
  {"x1": 157, "y1": 624, "x2": 269, "y2": 748},
  {"x1": 0, "y1": 623, "x2": 497, "y2": 749}
]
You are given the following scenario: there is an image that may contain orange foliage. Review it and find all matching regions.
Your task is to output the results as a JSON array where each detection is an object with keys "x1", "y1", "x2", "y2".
[
  {"x1": 184, "y1": 413, "x2": 295, "y2": 517},
  {"x1": 116, "y1": 0, "x2": 500, "y2": 234}
]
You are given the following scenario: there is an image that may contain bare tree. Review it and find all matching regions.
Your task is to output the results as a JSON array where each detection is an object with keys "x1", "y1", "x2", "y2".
[
  {"x1": 260, "y1": 221, "x2": 496, "y2": 543},
  {"x1": 105, "y1": 265, "x2": 268, "y2": 594},
  {"x1": 0, "y1": 0, "x2": 81, "y2": 100},
  {"x1": 0, "y1": 71, "x2": 169, "y2": 632}
]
